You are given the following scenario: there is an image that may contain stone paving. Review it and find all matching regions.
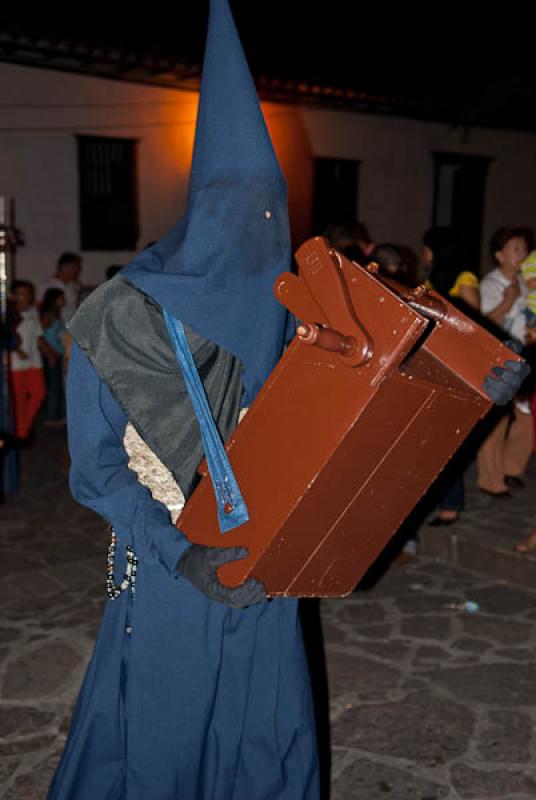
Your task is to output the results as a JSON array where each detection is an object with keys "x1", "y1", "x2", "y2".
[
  {"x1": 420, "y1": 454, "x2": 536, "y2": 592},
  {"x1": 0, "y1": 426, "x2": 535, "y2": 799},
  {"x1": 414, "y1": 436, "x2": 536, "y2": 590}
]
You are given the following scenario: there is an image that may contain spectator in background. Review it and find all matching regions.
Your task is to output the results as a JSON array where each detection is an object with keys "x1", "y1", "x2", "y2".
[
  {"x1": 323, "y1": 221, "x2": 360, "y2": 260},
  {"x1": 374, "y1": 243, "x2": 410, "y2": 285},
  {"x1": 37, "y1": 252, "x2": 82, "y2": 324},
  {"x1": 423, "y1": 227, "x2": 480, "y2": 310},
  {"x1": 9, "y1": 280, "x2": 46, "y2": 439},
  {"x1": 527, "y1": 300, "x2": 536, "y2": 448},
  {"x1": 478, "y1": 227, "x2": 532, "y2": 496},
  {"x1": 323, "y1": 221, "x2": 375, "y2": 264},
  {"x1": 105, "y1": 264, "x2": 123, "y2": 281},
  {"x1": 520, "y1": 249, "x2": 536, "y2": 328},
  {"x1": 422, "y1": 227, "x2": 480, "y2": 525},
  {"x1": 480, "y1": 227, "x2": 530, "y2": 344},
  {"x1": 40, "y1": 288, "x2": 66, "y2": 426},
  {"x1": 353, "y1": 221, "x2": 376, "y2": 264},
  {"x1": 77, "y1": 285, "x2": 95, "y2": 305},
  {"x1": 516, "y1": 523, "x2": 536, "y2": 553}
]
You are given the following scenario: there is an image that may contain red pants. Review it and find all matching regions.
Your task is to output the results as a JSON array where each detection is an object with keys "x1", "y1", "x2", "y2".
[{"x1": 10, "y1": 368, "x2": 46, "y2": 438}]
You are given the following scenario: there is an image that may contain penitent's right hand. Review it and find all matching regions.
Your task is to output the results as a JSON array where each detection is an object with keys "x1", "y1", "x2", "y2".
[{"x1": 176, "y1": 544, "x2": 267, "y2": 609}]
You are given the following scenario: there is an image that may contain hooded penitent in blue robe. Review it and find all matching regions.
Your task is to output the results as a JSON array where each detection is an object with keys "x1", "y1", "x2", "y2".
[{"x1": 47, "y1": 1, "x2": 319, "y2": 799}]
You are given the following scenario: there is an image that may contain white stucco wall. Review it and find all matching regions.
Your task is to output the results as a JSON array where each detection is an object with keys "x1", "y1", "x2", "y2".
[
  {"x1": 0, "y1": 63, "x2": 198, "y2": 288},
  {"x1": 1, "y1": 62, "x2": 535, "y2": 291}
]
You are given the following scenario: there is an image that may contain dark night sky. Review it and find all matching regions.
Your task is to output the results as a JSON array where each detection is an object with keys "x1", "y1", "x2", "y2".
[{"x1": 1, "y1": 4, "x2": 535, "y2": 130}]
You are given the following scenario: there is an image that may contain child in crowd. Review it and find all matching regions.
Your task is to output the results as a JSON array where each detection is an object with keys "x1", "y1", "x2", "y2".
[
  {"x1": 521, "y1": 250, "x2": 536, "y2": 329},
  {"x1": 10, "y1": 280, "x2": 46, "y2": 439},
  {"x1": 40, "y1": 288, "x2": 66, "y2": 426}
]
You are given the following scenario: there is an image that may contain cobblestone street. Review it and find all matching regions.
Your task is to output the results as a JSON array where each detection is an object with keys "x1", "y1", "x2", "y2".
[{"x1": 0, "y1": 426, "x2": 535, "y2": 799}]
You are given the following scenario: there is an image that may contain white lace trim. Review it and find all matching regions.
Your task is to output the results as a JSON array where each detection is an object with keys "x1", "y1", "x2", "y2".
[{"x1": 123, "y1": 422, "x2": 185, "y2": 523}]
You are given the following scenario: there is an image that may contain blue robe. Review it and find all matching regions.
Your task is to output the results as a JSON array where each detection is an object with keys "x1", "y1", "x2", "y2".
[
  {"x1": 48, "y1": 343, "x2": 319, "y2": 800},
  {"x1": 49, "y1": 1, "x2": 320, "y2": 793}
]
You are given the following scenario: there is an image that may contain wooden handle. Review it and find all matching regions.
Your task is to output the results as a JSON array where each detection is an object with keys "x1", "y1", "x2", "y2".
[
  {"x1": 295, "y1": 238, "x2": 374, "y2": 366},
  {"x1": 297, "y1": 323, "x2": 358, "y2": 357}
]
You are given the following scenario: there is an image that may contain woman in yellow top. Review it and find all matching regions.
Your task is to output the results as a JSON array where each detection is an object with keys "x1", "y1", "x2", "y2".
[
  {"x1": 423, "y1": 227, "x2": 480, "y2": 312},
  {"x1": 422, "y1": 227, "x2": 481, "y2": 525},
  {"x1": 449, "y1": 270, "x2": 480, "y2": 306}
]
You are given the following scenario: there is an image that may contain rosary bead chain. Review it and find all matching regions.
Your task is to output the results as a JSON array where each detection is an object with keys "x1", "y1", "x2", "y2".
[{"x1": 106, "y1": 528, "x2": 139, "y2": 600}]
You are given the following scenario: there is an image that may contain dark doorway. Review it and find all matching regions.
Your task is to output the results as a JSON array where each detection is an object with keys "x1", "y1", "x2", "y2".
[
  {"x1": 432, "y1": 152, "x2": 492, "y2": 268},
  {"x1": 312, "y1": 158, "x2": 360, "y2": 236}
]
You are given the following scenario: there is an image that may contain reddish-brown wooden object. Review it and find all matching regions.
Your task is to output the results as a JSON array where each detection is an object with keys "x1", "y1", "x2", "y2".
[{"x1": 177, "y1": 237, "x2": 521, "y2": 597}]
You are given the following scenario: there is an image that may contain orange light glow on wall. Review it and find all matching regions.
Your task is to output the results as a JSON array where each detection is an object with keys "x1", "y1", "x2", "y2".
[
  {"x1": 168, "y1": 92, "x2": 199, "y2": 176},
  {"x1": 262, "y1": 102, "x2": 314, "y2": 248}
]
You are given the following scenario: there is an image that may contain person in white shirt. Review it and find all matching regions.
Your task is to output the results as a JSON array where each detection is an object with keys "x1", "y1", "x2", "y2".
[
  {"x1": 480, "y1": 232, "x2": 529, "y2": 343},
  {"x1": 478, "y1": 227, "x2": 533, "y2": 496},
  {"x1": 37, "y1": 252, "x2": 82, "y2": 324},
  {"x1": 10, "y1": 280, "x2": 46, "y2": 438}
]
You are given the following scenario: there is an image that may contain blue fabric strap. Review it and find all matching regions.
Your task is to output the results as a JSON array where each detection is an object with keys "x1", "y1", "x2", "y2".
[{"x1": 163, "y1": 310, "x2": 249, "y2": 534}]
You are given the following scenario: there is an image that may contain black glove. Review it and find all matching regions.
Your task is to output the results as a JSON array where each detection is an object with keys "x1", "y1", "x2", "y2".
[
  {"x1": 176, "y1": 544, "x2": 267, "y2": 609},
  {"x1": 482, "y1": 359, "x2": 531, "y2": 406}
]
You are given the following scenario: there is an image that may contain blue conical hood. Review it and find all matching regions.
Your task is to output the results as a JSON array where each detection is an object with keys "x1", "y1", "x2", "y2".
[
  {"x1": 124, "y1": 0, "x2": 291, "y2": 402},
  {"x1": 189, "y1": 0, "x2": 282, "y2": 191}
]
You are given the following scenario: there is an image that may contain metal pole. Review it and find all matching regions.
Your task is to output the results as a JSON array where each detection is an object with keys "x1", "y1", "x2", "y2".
[
  {"x1": 0, "y1": 197, "x2": 9, "y2": 418},
  {"x1": 0, "y1": 196, "x2": 19, "y2": 496}
]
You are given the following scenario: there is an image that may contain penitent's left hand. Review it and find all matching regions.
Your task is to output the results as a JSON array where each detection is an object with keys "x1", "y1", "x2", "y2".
[
  {"x1": 176, "y1": 544, "x2": 267, "y2": 609},
  {"x1": 482, "y1": 359, "x2": 531, "y2": 406}
]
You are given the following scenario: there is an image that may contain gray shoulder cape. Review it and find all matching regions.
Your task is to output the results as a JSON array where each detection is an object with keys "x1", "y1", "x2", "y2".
[{"x1": 67, "y1": 275, "x2": 243, "y2": 498}]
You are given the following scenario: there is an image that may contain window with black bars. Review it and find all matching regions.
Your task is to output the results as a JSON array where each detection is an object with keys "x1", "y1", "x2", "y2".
[{"x1": 77, "y1": 135, "x2": 138, "y2": 251}]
